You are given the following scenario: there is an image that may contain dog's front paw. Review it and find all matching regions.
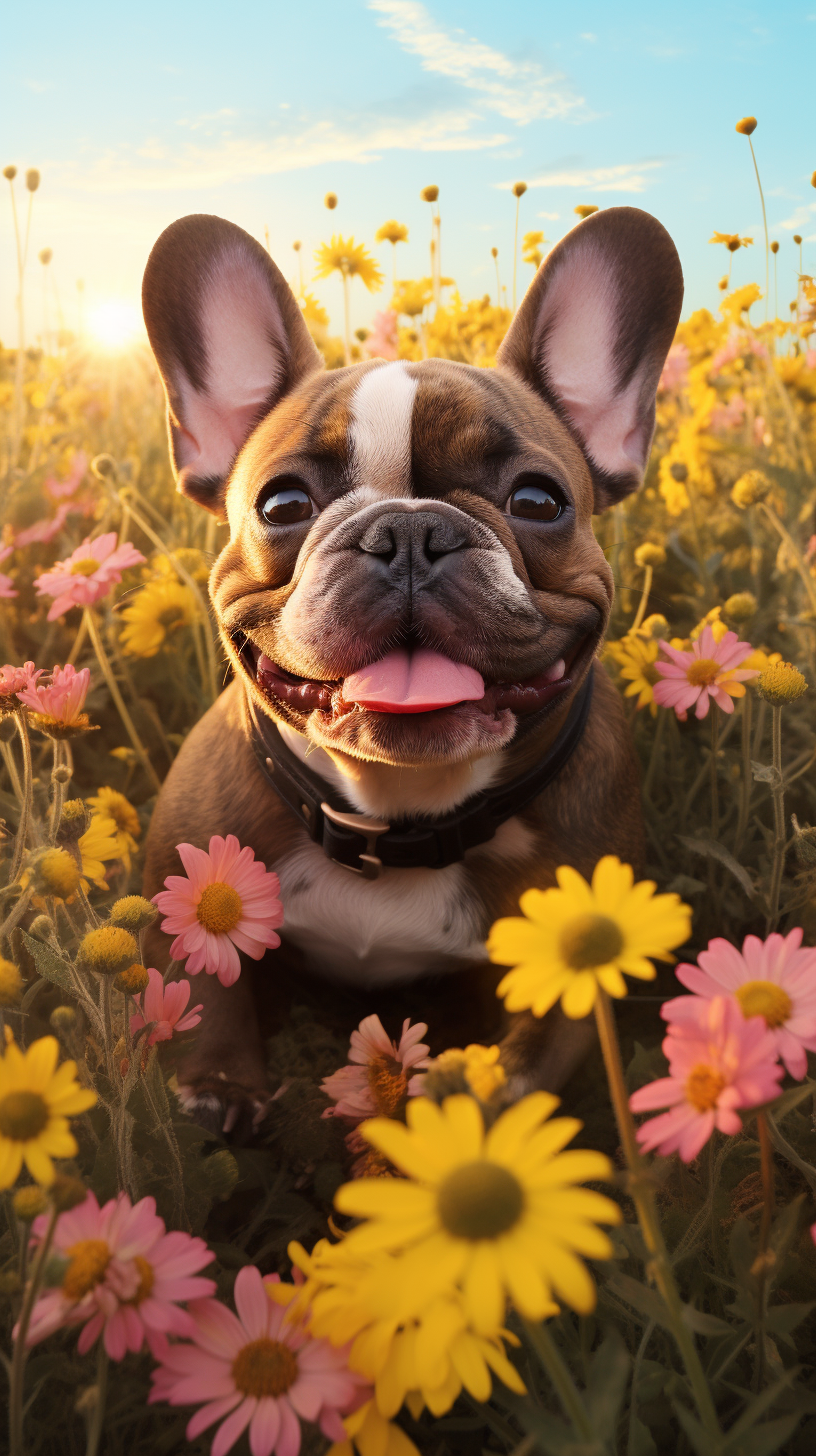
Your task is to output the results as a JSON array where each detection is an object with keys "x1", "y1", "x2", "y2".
[{"x1": 177, "y1": 1077, "x2": 268, "y2": 1142}]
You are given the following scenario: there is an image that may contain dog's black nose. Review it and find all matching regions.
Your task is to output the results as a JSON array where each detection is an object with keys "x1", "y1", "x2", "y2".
[{"x1": 358, "y1": 510, "x2": 468, "y2": 568}]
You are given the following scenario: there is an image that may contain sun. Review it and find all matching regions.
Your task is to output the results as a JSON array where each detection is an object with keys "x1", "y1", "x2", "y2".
[{"x1": 86, "y1": 298, "x2": 144, "y2": 350}]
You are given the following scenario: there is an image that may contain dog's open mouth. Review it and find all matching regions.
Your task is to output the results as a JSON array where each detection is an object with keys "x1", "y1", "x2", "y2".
[{"x1": 238, "y1": 640, "x2": 586, "y2": 720}]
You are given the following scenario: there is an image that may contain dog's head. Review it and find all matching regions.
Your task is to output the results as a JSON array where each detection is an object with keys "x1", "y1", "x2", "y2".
[{"x1": 142, "y1": 209, "x2": 682, "y2": 774}]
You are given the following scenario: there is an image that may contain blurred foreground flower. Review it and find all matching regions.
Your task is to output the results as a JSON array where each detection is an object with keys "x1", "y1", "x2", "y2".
[
  {"x1": 150, "y1": 1264, "x2": 365, "y2": 1455},
  {"x1": 26, "y1": 1190, "x2": 215, "y2": 1357},
  {"x1": 321, "y1": 1015, "x2": 429, "y2": 1121},
  {"x1": 0, "y1": 1036, "x2": 95, "y2": 1188},
  {"x1": 335, "y1": 1093, "x2": 619, "y2": 1329},
  {"x1": 34, "y1": 532, "x2": 145, "y2": 619},
  {"x1": 17, "y1": 663, "x2": 94, "y2": 737},
  {"x1": 120, "y1": 577, "x2": 198, "y2": 657},
  {"x1": 663, "y1": 928, "x2": 816, "y2": 1079},
  {"x1": 653, "y1": 624, "x2": 758, "y2": 720},
  {"x1": 488, "y1": 857, "x2": 690, "y2": 1019},
  {"x1": 630, "y1": 997, "x2": 783, "y2": 1162},
  {"x1": 153, "y1": 834, "x2": 283, "y2": 985},
  {"x1": 131, "y1": 968, "x2": 203, "y2": 1047},
  {"x1": 0, "y1": 543, "x2": 17, "y2": 597}
]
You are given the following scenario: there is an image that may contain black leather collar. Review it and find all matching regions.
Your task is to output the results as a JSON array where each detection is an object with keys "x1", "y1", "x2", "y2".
[{"x1": 248, "y1": 672, "x2": 593, "y2": 878}]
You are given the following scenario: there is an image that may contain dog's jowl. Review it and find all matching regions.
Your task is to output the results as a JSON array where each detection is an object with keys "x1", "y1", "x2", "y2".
[{"x1": 140, "y1": 207, "x2": 683, "y2": 1132}]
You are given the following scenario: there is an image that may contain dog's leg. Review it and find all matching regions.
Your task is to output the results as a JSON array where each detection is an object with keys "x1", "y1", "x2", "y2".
[{"x1": 499, "y1": 1007, "x2": 598, "y2": 1097}]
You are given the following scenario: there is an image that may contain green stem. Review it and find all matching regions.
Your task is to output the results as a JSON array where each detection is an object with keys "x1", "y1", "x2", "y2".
[
  {"x1": 83, "y1": 608, "x2": 161, "y2": 793},
  {"x1": 767, "y1": 705, "x2": 786, "y2": 929},
  {"x1": 709, "y1": 707, "x2": 719, "y2": 842},
  {"x1": 593, "y1": 991, "x2": 722, "y2": 1439},
  {"x1": 49, "y1": 740, "x2": 66, "y2": 843},
  {"x1": 758, "y1": 501, "x2": 816, "y2": 614},
  {"x1": 747, "y1": 136, "x2": 770, "y2": 323},
  {"x1": 8, "y1": 713, "x2": 33, "y2": 886},
  {"x1": 642, "y1": 709, "x2": 666, "y2": 802},
  {"x1": 631, "y1": 565, "x2": 653, "y2": 634},
  {"x1": 522, "y1": 1319, "x2": 594, "y2": 1442},
  {"x1": 8, "y1": 1204, "x2": 58, "y2": 1456},
  {"x1": 84, "y1": 1343, "x2": 108, "y2": 1456},
  {"x1": 734, "y1": 692, "x2": 753, "y2": 855},
  {"x1": 753, "y1": 1113, "x2": 775, "y2": 1391}
]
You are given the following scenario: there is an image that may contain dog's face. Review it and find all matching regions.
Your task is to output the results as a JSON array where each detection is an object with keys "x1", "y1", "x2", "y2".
[{"x1": 143, "y1": 210, "x2": 682, "y2": 771}]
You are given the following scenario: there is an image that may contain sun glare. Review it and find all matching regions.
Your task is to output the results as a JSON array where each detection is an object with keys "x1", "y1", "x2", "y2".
[{"x1": 87, "y1": 298, "x2": 144, "y2": 350}]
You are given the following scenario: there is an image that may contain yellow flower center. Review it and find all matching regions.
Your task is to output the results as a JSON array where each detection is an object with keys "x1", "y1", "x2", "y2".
[
  {"x1": 437, "y1": 1160, "x2": 524, "y2": 1240},
  {"x1": 69, "y1": 558, "x2": 100, "y2": 577},
  {"x1": 63, "y1": 1239, "x2": 111, "y2": 1299},
  {"x1": 0, "y1": 1090, "x2": 49, "y2": 1141},
  {"x1": 685, "y1": 1064, "x2": 727, "y2": 1112},
  {"x1": 157, "y1": 607, "x2": 186, "y2": 631},
  {"x1": 232, "y1": 1338, "x2": 298, "y2": 1398},
  {"x1": 686, "y1": 658, "x2": 721, "y2": 687},
  {"x1": 735, "y1": 980, "x2": 792, "y2": 1029},
  {"x1": 196, "y1": 882, "x2": 242, "y2": 934},
  {"x1": 367, "y1": 1054, "x2": 409, "y2": 1116},
  {"x1": 559, "y1": 914, "x2": 624, "y2": 971}
]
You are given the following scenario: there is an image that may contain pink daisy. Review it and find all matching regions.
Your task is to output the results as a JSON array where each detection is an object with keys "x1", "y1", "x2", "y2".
[
  {"x1": 629, "y1": 996, "x2": 783, "y2": 1162},
  {"x1": 662, "y1": 928, "x2": 816, "y2": 1080},
  {"x1": 17, "y1": 663, "x2": 91, "y2": 730},
  {"x1": 153, "y1": 834, "x2": 283, "y2": 986},
  {"x1": 321, "y1": 1014, "x2": 430, "y2": 1121},
  {"x1": 0, "y1": 544, "x2": 17, "y2": 598},
  {"x1": 653, "y1": 624, "x2": 758, "y2": 720},
  {"x1": 0, "y1": 661, "x2": 43, "y2": 709},
  {"x1": 34, "y1": 531, "x2": 145, "y2": 620},
  {"x1": 15, "y1": 500, "x2": 73, "y2": 547},
  {"x1": 25, "y1": 1191, "x2": 215, "y2": 1359},
  {"x1": 149, "y1": 1264, "x2": 367, "y2": 1456},
  {"x1": 44, "y1": 450, "x2": 88, "y2": 501},
  {"x1": 131, "y1": 967, "x2": 204, "y2": 1047}
]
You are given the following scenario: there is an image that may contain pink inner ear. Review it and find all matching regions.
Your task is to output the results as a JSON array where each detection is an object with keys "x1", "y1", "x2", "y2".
[
  {"x1": 174, "y1": 248, "x2": 287, "y2": 482},
  {"x1": 537, "y1": 242, "x2": 654, "y2": 482}
]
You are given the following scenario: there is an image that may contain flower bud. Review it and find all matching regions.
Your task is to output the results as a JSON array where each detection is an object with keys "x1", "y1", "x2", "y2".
[
  {"x1": 811, "y1": 173, "x2": 816, "y2": 190},
  {"x1": 770, "y1": 240, "x2": 779, "y2": 255},
  {"x1": 574, "y1": 204, "x2": 598, "y2": 218},
  {"x1": 718, "y1": 276, "x2": 729, "y2": 291},
  {"x1": 29, "y1": 914, "x2": 55, "y2": 941},
  {"x1": 641, "y1": 614, "x2": 670, "y2": 640},
  {"x1": 0, "y1": 957, "x2": 23, "y2": 1007},
  {"x1": 30, "y1": 846, "x2": 81, "y2": 900},
  {"x1": 51, "y1": 763, "x2": 72, "y2": 785},
  {"x1": 735, "y1": 117, "x2": 757, "y2": 135},
  {"x1": 791, "y1": 815, "x2": 816, "y2": 869},
  {"x1": 90, "y1": 453, "x2": 117, "y2": 480},
  {"x1": 25, "y1": 168, "x2": 40, "y2": 191},
  {"x1": 292, "y1": 239, "x2": 301, "y2": 251},
  {"x1": 13, "y1": 1185, "x2": 49, "y2": 1223},
  {"x1": 39, "y1": 248, "x2": 53, "y2": 265},
  {"x1": 420, "y1": 185, "x2": 439, "y2": 203},
  {"x1": 794, "y1": 234, "x2": 802, "y2": 244},
  {"x1": 491, "y1": 246, "x2": 498, "y2": 258},
  {"x1": 58, "y1": 799, "x2": 89, "y2": 841},
  {"x1": 109, "y1": 895, "x2": 157, "y2": 933},
  {"x1": 324, "y1": 192, "x2": 338, "y2": 210},
  {"x1": 420, "y1": 1049, "x2": 469, "y2": 1101},
  {"x1": 3, "y1": 165, "x2": 17, "y2": 180},
  {"x1": 78, "y1": 926, "x2": 139, "y2": 977},
  {"x1": 669, "y1": 461, "x2": 688, "y2": 482},
  {"x1": 731, "y1": 469, "x2": 771, "y2": 508},
  {"x1": 757, "y1": 661, "x2": 808, "y2": 705},
  {"x1": 50, "y1": 1174, "x2": 87, "y2": 1213},
  {"x1": 512, "y1": 182, "x2": 527, "y2": 199},
  {"x1": 205, "y1": 1148, "x2": 240, "y2": 1201},
  {"x1": 115, "y1": 962, "x2": 150, "y2": 995},
  {"x1": 50, "y1": 1005, "x2": 77, "y2": 1032},
  {"x1": 634, "y1": 542, "x2": 666, "y2": 569},
  {"x1": 724, "y1": 591, "x2": 758, "y2": 622}
]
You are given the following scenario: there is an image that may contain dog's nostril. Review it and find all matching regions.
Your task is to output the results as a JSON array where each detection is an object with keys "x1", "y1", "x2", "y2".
[
  {"x1": 358, "y1": 512, "x2": 467, "y2": 567},
  {"x1": 358, "y1": 522, "x2": 398, "y2": 562}
]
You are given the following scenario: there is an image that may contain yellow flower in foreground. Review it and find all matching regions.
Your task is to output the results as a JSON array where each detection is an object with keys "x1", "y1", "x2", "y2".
[
  {"x1": 78, "y1": 813, "x2": 120, "y2": 890},
  {"x1": 329, "y1": 1399, "x2": 419, "y2": 1456},
  {"x1": 605, "y1": 635, "x2": 660, "y2": 714},
  {"x1": 86, "y1": 786, "x2": 140, "y2": 870},
  {"x1": 120, "y1": 577, "x2": 198, "y2": 657},
  {"x1": 489, "y1": 857, "x2": 691, "y2": 1020},
  {"x1": 0, "y1": 1036, "x2": 96, "y2": 1187},
  {"x1": 334, "y1": 1093, "x2": 619, "y2": 1331}
]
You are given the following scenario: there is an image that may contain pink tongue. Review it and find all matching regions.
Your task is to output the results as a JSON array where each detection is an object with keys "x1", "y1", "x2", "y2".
[{"x1": 343, "y1": 649, "x2": 484, "y2": 714}]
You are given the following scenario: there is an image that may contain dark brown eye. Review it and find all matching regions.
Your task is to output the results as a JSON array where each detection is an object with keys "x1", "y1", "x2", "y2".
[
  {"x1": 260, "y1": 485, "x2": 313, "y2": 525},
  {"x1": 508, "y1": 480, "x2": 564, "y2": 521}
]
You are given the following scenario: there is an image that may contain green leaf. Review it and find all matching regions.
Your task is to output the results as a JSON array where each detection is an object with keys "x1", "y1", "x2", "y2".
[
  {"x1": 603, "y1": 1273, "x2": 671, "y2": 1329},
  {"x1": 20, "y1": 976, "x2": 47, "y2": 1013},
  {"x1": 722, "y1": 1366, "x2": 801, "y2": 1441},
  {"x1": 626, "y1": 1414, "x2": 658, "y2": 1456},
  {"x1": 747, "y1": 1081, "x2": 816, "y2": 1124},
  {"x1": 586, "y1": 1330, "x2": 631, "y2": 1430},
  {"x1": 721, "y1": 1415, "x2": 802, "y2": 1456},
  {"x1": 765, "y1": 1302, "x2": 815, "y2": 1347},
  {"x1": 677, "y1": 835, "x2": 755, "y2": 899},
  {"x1": 681, "y1": 1306, "x2": 733, "y2": 1336},
  {"x1": 20, "y1": 930, "x2": 74, "y2": 992}
]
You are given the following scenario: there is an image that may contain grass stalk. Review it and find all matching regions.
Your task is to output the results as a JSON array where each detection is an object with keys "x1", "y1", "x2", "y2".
[{"x1": 83, "y1": 608, "x2": 161, "y2": 794}]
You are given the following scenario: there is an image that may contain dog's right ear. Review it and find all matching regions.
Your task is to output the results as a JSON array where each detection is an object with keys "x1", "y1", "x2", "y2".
[{"x1": 142, "y1": 214, "x2": 322, "y2": 514}]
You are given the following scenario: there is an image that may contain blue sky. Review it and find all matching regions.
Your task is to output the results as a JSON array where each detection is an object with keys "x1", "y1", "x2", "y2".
[{"x1": 2, "y1": 0, "x2": 815, "y2": 346}]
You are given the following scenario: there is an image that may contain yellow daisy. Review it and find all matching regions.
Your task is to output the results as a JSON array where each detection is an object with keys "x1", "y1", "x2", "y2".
[
  {"x1": 330, "y1": 1399, "x2": 420, "y2": 1456},
  {"x1": 605, "y1": 635, "x2": 661, "y2": 713},
  {"x1": 334, "y1": 1093, "x2": 619, "y2": 1333},
  {"x1": 78, "y1": 813, "x2": 121, "y2": 890},
  {"x1": 119, "y1": 577, "x2": 198, "y2": 658},
  {"x1": 488, "y1": 856, "x2": 691, "y2": 1020},
  {"x1": 0, "y1": 1035, "x2": 96, "y2": 1187},
  {"x1": 314, "y1": 236, "x2": 384, "y2": 292},
  {"x1": 86, "y1": 786, "x2": 141, "y2": 870}
]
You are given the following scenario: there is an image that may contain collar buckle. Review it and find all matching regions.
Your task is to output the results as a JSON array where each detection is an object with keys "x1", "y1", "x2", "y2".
[{"x1": 320, "y1": 802, "x2": 391, "y2": 880}]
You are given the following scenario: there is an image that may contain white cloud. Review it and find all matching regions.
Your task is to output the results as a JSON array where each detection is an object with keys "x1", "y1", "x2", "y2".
[
  {"x1": 775, "y1": 203, "x2": 816, "y2": 232},
  {"x1": 369, "y1": 0, "x2": 585, "y2": 124},
  {"x1": 537, "y1": 210, "x2": 560, "y2": 219},
  {"x1": 503, "y1": 161, "x2": 664, "y2": 194}
]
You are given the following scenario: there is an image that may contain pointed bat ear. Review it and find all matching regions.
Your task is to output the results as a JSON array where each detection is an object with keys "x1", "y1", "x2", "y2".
[
  {"x1": 497, "y1": 206, "x2": 683, "y2": 510},
  {"x1": 142, "y1": 214, "x2": 322, "y2": 515}
]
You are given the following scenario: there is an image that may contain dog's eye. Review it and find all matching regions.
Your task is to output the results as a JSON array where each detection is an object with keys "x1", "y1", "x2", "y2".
[
  {"x1": 260, "y1": 484, "x2": 313, "y2": 525},
  {"x1": 508, "y1": 479, "x2": 564, "y2": 521}
]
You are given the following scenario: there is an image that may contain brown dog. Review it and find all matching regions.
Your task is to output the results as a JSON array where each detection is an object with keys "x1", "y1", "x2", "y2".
[{"x1": 139, "y1": 206, "x2": 682, "y2": 1132}]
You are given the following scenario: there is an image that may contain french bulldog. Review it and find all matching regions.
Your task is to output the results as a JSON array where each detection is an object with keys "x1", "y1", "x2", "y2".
[{"x1": 139, "y1": 205, "x2": 683, "y2": 1133}]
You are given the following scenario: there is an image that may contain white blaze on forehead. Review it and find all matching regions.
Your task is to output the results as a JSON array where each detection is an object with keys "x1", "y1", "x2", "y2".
[{"x1": 349, "y1": 361, "x2": 417, "y2": 495}]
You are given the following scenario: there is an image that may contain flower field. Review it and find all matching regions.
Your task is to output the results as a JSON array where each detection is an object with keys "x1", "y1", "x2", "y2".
[{"x1": 2, "y1": 141, "x2": 816, "y2": 1456}]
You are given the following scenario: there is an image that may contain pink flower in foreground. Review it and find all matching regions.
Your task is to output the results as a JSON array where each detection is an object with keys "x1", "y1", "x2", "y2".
[
  {"x1": 17, "y1": 663, "x2": 91, "y2": 730},
  {"x1": 0, "y1": 661, "x2": 43, "y2": 708},
  {"x1": 630, "y1": 996, "x2": 783, "y2": 1162},
  {"x1": 149, "y1": 1265, "x2": 366, "y2": 1456},
  {"x1": 653, "y1": 624, "x2": 758, "y2": 720},
  {"x1": 658, "y1": 341, "x2": 689, "y2": 393},
  {"x1": 153, "y1": 835, "x2": 283, "y2": 986},
  {"x1": 25, "y1": 1191, "x2": 215, "y2": 1359},
  {"x1": 34, "y1": 531, "x2": 145, "y2": 620},
  {"x1": 131, "y1": 967, "x2": 203, "y2": 1047},
  {"x1": 0, "y1": 544, "x2": 17, "y2": 598},
  {"x1": 321, "y1": 1014, "x2": 430, "y2": 1121},
  {"x1": 663, "y1": 928, "x2": 816, "y2": 1080}
]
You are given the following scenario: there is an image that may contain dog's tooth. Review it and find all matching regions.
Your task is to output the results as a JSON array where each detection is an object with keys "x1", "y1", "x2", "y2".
[{"x1": 544, "y1": 658, "x2": 566, "y2": 683}]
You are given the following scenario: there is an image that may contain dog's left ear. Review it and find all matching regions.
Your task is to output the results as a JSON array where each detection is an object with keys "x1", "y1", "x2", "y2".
[{"x1": 497, "y1": 206, "x2": 683, "y2": 510}]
